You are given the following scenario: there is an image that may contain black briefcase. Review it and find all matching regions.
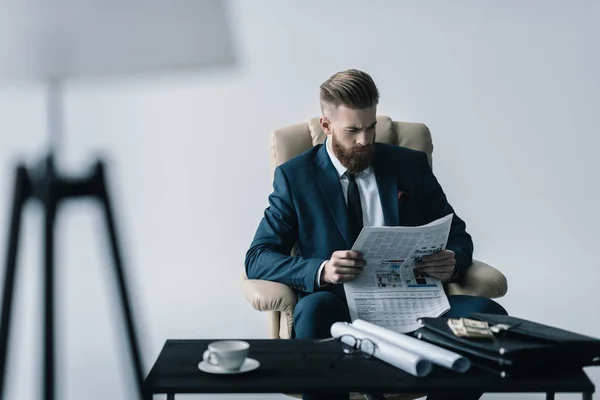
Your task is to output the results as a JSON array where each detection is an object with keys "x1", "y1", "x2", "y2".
[{"x1": 413, "y1": 313, "x2": 600, "y2": 377}]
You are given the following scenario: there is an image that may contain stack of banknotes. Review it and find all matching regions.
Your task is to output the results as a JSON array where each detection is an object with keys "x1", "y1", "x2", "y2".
[{"x1": 447, "y1": 318, "x2": 494, "y2": 339}]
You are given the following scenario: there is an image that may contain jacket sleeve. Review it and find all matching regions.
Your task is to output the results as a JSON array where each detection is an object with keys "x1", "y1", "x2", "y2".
[
  {"x1": 245, "y1": 166, "x2": 326, "y2": 293},
  {"x1": 418, "y1": 152, "x2": 474, "y2": 284}
]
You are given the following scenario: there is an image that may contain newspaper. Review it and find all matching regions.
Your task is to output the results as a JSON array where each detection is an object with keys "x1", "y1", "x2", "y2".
[{"x1": 343, "y1": 214, "x2": 454, "y2": 334}]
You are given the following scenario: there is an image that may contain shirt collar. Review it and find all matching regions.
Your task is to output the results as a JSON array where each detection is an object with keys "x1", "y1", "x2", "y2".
[{"x1": 325, "y1": 137, "x2": 373, "y2": 178}]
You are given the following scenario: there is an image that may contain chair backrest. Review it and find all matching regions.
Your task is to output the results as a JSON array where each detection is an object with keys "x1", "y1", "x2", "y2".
[{"x1": 268, "y1": 115, "x2": 434, "y2": 182}]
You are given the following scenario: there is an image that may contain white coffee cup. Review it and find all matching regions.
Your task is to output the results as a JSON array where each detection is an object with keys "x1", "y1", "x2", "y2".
[{"x1": 202, "y1": 340, "x2": 250, "y2": 370}]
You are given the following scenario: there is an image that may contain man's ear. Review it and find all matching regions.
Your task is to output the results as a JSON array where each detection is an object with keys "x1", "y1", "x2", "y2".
[{"x1": 319, "y1": 116, "x2": 332, "y2": 135}]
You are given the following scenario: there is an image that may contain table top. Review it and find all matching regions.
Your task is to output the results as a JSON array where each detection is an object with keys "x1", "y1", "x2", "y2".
[{"x1": 143, "y1": 339, "x2": 595, "y2": 395}]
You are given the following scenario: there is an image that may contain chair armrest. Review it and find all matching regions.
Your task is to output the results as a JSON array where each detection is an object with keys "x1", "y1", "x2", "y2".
[
  {"x1": 447, "y1": 259, "x2": 508, "y2": 299},
  {"x1": 241, "y1": 274, "x2": 297, "y2": 316}
]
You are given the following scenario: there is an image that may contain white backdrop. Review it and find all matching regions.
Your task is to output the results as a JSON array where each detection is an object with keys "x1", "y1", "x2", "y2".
[{"x1": 0, "y1": 1, "x2": 598, "y2": 399}]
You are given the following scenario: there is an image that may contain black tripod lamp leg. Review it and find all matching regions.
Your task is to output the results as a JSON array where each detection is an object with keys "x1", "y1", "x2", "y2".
[
  {"x1": 96, "y1": 164, "x2": 145, "y2": 399},
  {"x1": 0, "y1": 166, "x2": 29, "y2": 400},
  {"x1": 42, "y1": 187, "x2": 57, "y2": 400}
]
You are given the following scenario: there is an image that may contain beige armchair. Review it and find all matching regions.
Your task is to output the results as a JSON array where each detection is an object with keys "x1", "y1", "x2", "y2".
[
  {"x1": 243, "y1": 115, "x2": 508, "y2": 339},
  {"x1": 241, "y1": 116, "x2": 508, "y2": 399}
]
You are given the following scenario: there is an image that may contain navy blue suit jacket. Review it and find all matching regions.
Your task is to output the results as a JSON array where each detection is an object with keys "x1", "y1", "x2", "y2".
[{"x1": 245, "y1": 142, "x2": 473, "y2": 300}]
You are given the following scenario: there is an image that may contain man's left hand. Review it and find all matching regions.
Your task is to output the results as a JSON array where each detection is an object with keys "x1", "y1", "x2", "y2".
[{"x1": 416, "y1": 250, "x2": 456, "y2": 282}]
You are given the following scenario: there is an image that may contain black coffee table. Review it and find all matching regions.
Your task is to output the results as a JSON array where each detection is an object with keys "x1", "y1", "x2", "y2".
[{"x1": 143, "y1": 339, "x2": 595, "y2": 400}]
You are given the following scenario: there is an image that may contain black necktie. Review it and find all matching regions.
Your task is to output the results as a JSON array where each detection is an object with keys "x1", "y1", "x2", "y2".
[{"x1": 347, "y1": 173, "x2": 363, "y2": 244}]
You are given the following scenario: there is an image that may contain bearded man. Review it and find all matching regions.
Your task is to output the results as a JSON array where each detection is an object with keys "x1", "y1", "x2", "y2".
[{"x1": 245, "y1": 69, "x2": 506, "y2": 400}]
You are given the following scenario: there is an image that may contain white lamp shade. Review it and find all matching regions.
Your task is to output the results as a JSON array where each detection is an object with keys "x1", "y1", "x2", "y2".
[{"x1": 0, "y1": 0, "x2": 237, "y2": 81}]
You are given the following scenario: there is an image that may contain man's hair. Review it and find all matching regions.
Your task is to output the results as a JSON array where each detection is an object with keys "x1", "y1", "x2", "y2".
[{"x1": 319, "y1": 69, "x2": 380, "y2": 116}]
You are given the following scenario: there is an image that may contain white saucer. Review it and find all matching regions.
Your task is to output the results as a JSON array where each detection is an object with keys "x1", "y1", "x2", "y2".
[{"x1": 198, "y1": 358, "x2": 260, "y2": 374}]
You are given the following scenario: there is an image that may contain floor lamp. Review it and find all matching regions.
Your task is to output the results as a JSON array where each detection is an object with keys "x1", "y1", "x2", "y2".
[{"x1": 0, "y1": 2, "x2": 236, "y2": 399}]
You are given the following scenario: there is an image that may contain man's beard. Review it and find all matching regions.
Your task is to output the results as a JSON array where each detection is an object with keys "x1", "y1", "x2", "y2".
[{"x1": 331, "y1": 133, "x2": 375, "y2": 174}]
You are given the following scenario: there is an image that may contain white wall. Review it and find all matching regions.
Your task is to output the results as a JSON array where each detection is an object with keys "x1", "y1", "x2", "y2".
[{"x1": 0, "y1": 0, "x2": 598, "y2": 399}]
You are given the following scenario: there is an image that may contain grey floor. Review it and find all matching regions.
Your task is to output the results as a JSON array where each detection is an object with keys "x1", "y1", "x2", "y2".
[{"x1": 150, "y1": 394, "x2": 592, "y2": 399}]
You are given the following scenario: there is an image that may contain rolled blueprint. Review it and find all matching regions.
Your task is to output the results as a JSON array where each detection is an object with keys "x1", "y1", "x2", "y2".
[
  {"x1": 330, "y1": 322, "x2": 432, "y2": 377},
  {"x1": 352, "y1": 319, "x2": 470, "y2": 373}
]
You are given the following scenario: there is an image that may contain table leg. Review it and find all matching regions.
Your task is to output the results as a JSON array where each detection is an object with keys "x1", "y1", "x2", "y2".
[
  {"x1": 546, "y1": 393, "x2": 555, "y2": 400},
  {"x1": 582, "y1": 392, "x2": 593, "y2": 400}
]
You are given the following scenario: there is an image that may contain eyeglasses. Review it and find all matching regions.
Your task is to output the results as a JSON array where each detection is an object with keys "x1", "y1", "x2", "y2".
[{"x1": 311, "y1": 335, "x2": 377, "y2": 369}]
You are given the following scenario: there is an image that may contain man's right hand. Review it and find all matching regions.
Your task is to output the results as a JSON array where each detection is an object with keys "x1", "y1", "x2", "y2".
[{"x1": 321, "y1": 250, "x2": 366, "y2": 284}]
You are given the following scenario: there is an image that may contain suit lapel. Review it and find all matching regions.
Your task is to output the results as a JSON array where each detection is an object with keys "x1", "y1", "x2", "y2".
[
  {"x1": 310, "y1": 144, "x2": 352, "y2": 248},
  {"x1": 373, "y1": 144, "x2": 400, "y2": 227}
]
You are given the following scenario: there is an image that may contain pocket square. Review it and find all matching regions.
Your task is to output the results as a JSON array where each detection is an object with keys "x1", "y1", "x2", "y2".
[{"x1": 397, "y1": 190, "x2": 410, "y2": 204}]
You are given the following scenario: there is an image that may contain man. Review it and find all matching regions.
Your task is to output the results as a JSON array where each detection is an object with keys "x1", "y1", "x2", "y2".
[{"x1": 245, "y1": 69, "x2": 506, "y2": 400}]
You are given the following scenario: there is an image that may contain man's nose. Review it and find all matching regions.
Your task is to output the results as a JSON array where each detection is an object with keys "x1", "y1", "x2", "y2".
[{"x1": 356, "y1": 133, "x2": 369, "y2": 146}]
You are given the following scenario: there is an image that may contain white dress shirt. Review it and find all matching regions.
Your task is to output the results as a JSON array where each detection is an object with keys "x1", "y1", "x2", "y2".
[{"x1": 316, "y1": 138, "x2": 385, "y2": 287}]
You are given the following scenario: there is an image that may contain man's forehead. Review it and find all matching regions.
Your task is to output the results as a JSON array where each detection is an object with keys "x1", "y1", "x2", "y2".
[{"x1": 336, "y1": 105, "x2": 377, "y2": 127}]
